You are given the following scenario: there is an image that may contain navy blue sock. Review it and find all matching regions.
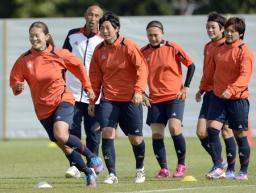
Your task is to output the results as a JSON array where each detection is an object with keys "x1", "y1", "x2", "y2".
[
  {"x1": 132, "y1": 140, "x2": 145, "y2": 169},
  {"x1": 65, "y1": 153, "x2": 73, "y2": 166},
  {"x1": 172, "y1": 134, "x2": 186, "y2": 165},
  {"x1": 152, "y1": 139, "x2": 167, "y2": 169},
  {"x1": 236, "y1": 136, "x2": 250, "y2": 173},
  {"x1": 65, "y1": 135, "x2": 95, "y2": 159},
  {"x1": 66, "y1": 151, "x2": 92, "y2": 175},
  {"x1": 200, "y1": 137, "x2": 214, "y2": 163},
  {"x1": 86, "y1": 130, "x2": 101, "y2": 156},
  {"x1": 224, "y1": 137, "x2": 236, "y2": 171},
  {"x1": 102, "y1": 138, "x2": 116, "y2": 175},
  {"x1": 207, "y1": 127, "x2": 222, "y2": 167}
]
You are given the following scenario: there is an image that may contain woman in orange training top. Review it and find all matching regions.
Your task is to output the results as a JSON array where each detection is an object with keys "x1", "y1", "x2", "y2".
[
  {"x1": 195, "y1": 12, "x2": 236, "y2": 178},
  {"x1": 141, "y1": 20, "x2": 195, "y2": 178},
  {"x1": 205, "y1": 17, "x2": 254, "y2": 180},
  {"x1": 89, "y1": 12, "x2": 148, "y2": 184},
  {"x1": 9, "y1": 21, "x2": 103, "y2": 188}
]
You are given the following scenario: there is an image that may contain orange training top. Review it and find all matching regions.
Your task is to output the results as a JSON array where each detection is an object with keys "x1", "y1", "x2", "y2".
[
  {"x1": 199, "y1": 38, "x2": 225, "y2": 92},
  {"x1": 213, "y1": 39, "x2": 254, "y2": 99},
  {"x1": 10, "y1": 45, "x2": 93, "y2": 120},
  {"x1": 89, "y1": 35, "x2": 148, "y2": 102},
  {"x1": 141, "y1": 41, "x2": 193, "y2": 103}
]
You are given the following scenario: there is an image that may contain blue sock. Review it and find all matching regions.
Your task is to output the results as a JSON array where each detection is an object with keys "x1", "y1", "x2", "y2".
[
  {"x1": 236, "y1": 136, "x2": 250, "y2": 173},
  {"x1": 200, "y1": 137, "x2": 214, "y2": 163},
  {"x1": 132, "y1": 140, "x2": 145, "y2": 169},
  {"x1": 207, "y1": 127, "x2": 222, "y2": 167},
  {"x1": 66, "y1": 151, "x2": 92, "y2": 175},
  {"x1": 224, "y1": 137, "x2": 236, "y2": 171},
  {"x1": 66, "y1": 135, "x2": 95, "y2": 159},
  {"x1": 102, "y1": 138, "x2": 116, "y2": 175},
  {"x1": 152, "y1": 139, "x2": 167, "y2": 169},
  {"x1": 172, "y1": 134, "x2": 186, "y2": 165}
]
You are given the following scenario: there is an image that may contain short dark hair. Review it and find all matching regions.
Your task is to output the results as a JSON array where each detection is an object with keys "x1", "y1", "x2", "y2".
[
  {"x1": 146, "y1": 20, "x2": 164, "y2": 32},
  {"x1": 207, "y1": 12, "x2": 226, "y2": 28},
  {"x1": 99, "y1": 12, "x2": 120, "y2": 29},
  {"x1": 225, "y1": 17, "x2": 246, "y2": 40}
]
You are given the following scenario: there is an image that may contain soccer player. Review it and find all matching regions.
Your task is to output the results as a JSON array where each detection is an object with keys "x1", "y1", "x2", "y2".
[
  {"x1": 63, "y1": 5, "x2": 103, "y2": 178},
  {"x1": 89, "y1": 12, "x2": 148, "y2": 184},
  {"x1": 206, "y1": 17, "x2": 254, "y2": 180},
  {"x1": 195, "y1": 12, "x2": 236, "y2": 178},
  {"x1": 9, "y1": 21, "x2": 103, "y2": 187},
  {"x1": 141, "y1": 20, "x2": 195, "y2": 178}
]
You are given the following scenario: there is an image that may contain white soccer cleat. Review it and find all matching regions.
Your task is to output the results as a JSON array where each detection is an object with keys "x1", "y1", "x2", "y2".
[
  {"x1": 104, "y1": 173, "x2": 118, "y2": 184},
  {"x1": 65, "y1": 166, "x2": 81, "y2": 178},
  {"x1": 134, "y1": 167, "x2": 145, "y2": 183}
]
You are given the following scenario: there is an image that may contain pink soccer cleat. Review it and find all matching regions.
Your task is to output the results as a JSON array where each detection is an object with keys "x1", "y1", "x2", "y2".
[
  {"x1": 155, "y1": 168, "x2": 170, "y2": 178},
  {"x1": 235, "y1": 171, "x2": 248, "y2": 180},
  {"x1": 173, "y1": 164, "x2": 186, "y2": 177}
]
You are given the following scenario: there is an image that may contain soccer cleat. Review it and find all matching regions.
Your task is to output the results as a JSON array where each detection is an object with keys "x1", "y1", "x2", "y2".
[
  {"x1": 155, "y1": 168, "x2": 170, "y2": 178},
  {"x1": 224, "y1": 170, "x2": 235, "y2": 179},
  {"x1": 206, "y1": 167, "x2": 225, "y2": 179},
  {"x1": 173, "y1": 164, "x2": 186, "y2": 177},
  {"x1": 104, "y1": 173, "x2": 118, "y2": 184},
  {"x1": 65, "y1": 166, "x2": 81, "y2": 178},
  {"x1": 235, "y1": 171, "x2": 248, "y2": 180},
  {"x1": 134, "y1": 167, "x2": 146, "y2": 183},
  {"x1": 89, "y1": 157, "x2": 104, "y2": 174},
  {"x1": 84, "y1": 168, "x2": 97, "y2": 188}
]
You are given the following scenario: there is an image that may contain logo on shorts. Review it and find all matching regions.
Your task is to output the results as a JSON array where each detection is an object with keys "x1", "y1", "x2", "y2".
[
  {"x1": 134, "y1": 129, "x2": 140, "y2": 133},
  {"x1": 238, "y1": 124, "x2": 243, "y2": 129},
  {"x1": 172, "y1": 112, "x2": 176, "y2": 116},
  {"x1": 227, "y1": 153, "x2": 233, "y2": 157},
  {"x1": 56, "y1": 116, "x2": 61, "y2": 120}
]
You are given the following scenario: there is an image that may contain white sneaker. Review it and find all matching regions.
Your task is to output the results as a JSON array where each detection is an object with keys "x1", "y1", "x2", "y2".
[
  {"x1": 65, "y1": 166, "x2": 81, "y2": 178},
  {"x1": 134, "y1": 167, "x2": 145, "y2": 183},
  {"x1": 104, "y1": 173, "x2": 118, "y2": 184}
]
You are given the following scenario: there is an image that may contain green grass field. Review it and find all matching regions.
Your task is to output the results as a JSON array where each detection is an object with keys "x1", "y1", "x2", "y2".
[{"x1": 0, "y1": 137, "x2": 255, "y2": 193}]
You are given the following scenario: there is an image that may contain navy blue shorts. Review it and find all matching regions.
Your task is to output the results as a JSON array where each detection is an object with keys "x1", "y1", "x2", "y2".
[
  {"x1": 146, "y1": 99, "x2": 185, "y2": 126},
  {"x1": 40, "y1": 102, "x2": 74, "y2": 142},
  {"x1": 207, "y1": 94, "x2": 249, "y2": 131},
  {"x1": 198, "y1": 91, "x2": 212, "y2": 119},
  {"x1": 97, "y1": 99, "x2": 143, "y2": 136},
  {"x1": 70, "y1": 102, "x2": 100, "y2": 137}
]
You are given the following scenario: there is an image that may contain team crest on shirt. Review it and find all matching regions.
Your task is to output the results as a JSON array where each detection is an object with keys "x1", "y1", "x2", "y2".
[
  {"x1": 146, "y1": 57, "x2": 151, "y2": 63},
  {"x1": 216, "y1": 53, "x2": 223, "y2": 59},
  {"x1": 26, "y1": 62, "x2": 33, "y2": 69},
  {"x1": 74, "y1": 41, "x2": 79, "y2": 46},
  {"x1": 101, "y1": 55, "x2": 107, "y2": 60}
]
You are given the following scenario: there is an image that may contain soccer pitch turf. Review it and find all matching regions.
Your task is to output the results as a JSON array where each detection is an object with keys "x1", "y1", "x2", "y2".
[{"x1": 0, "y1": 137, "x2": 255, "y2": 193}]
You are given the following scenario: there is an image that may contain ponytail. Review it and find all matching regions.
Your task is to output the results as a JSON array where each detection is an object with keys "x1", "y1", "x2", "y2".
[{"x1": 29, "y1": 21, "x2": 55, "y2": 47}]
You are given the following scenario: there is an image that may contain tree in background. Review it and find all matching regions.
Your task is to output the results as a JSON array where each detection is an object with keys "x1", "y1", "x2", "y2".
[{"x1": 0, "y1": 0, "x2": 256, "y2": 18}]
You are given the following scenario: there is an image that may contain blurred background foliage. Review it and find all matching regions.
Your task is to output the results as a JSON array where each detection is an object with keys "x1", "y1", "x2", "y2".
[{"x1": 0, "y1": 0, "x2": 256, "y2": 18}]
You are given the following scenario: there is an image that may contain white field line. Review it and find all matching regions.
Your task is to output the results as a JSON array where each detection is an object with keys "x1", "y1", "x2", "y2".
[{"x1": 109, "y1": 184, "x2": 256, "y2": 193}]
